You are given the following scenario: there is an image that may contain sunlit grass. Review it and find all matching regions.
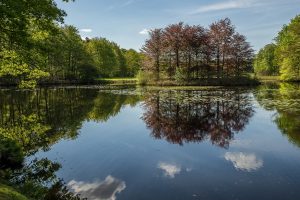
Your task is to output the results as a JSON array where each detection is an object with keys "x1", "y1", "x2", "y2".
[
  {"x1": 0, "y1": 184, "x2": 28, "y2": 200},
  {"x1": 257, "y1": 75, "x2": 281, "y2": 81}
]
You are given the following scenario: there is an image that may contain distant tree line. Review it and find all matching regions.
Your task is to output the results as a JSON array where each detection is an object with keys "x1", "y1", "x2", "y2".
[
  {"x1": 0, "y1": 0, "x2": 142, "y2": 88},
  {"x1": 254, "y1": 15, "x2": 300, "y2": 81},
  {"x1": 141, "y1": 18, "x2": 254, "y2": 83}
]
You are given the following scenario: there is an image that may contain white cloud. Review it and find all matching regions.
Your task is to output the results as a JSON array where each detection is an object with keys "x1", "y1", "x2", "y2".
[
  {"x1": 225, "y1": 152, "x2": 263, "y2": 172},
  {"x1": 139, "y1": 29, "x2": 149, "y2": 35},
  {"x1": 80, "y1": 29, "x2": 93, "y2": 33},
  {"x1": 192, "y1": 0, "x2": 257, "y2": 14},
  {"x1": 68, "y1": 176, "x2": 126, "y2": 200},
  {"x1": 158, "y1": 162, "x2": 181, "y2": 178},
  {"x1": 107, "y1": 0, "x2": 136, "y2": 11},
  {"x1": 123, "y1": 0, "x2": 135, "y2": 7}
]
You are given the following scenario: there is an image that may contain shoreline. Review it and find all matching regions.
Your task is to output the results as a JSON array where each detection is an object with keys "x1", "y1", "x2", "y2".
[{"x1": 2, "y1": 76, "x2": 300, "y2": 89}]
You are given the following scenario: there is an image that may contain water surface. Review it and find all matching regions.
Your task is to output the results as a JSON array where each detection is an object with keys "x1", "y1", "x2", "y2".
[{"x1": 1, "y1": 84, "x2": 300, "y2": 200}]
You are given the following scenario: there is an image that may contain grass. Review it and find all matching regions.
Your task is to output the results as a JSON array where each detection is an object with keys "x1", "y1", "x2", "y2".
[
  {"x1": 96, "y1": 78, "x2": 137, "y2": 85},
  {"x1": 96, "y1": 76, "x2": 261, "y2": 87},
  {"x1": 256, "y1": 75, "x2": 281, "y2": 82},
  {"x1": 143, "y1": 76, "x2": 260, "y2": 87},
  {"x1": 0, "y1": 184, "x2": 28, "y2": 200}
]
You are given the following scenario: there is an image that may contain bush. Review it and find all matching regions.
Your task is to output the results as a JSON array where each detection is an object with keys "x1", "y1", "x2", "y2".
[
  {"x1": 136, "y1": 71, "x2": 155, "y2": 85},
  {"x1": 175, "y1": 68, "x2": 188, "y2": 84},
  {"x1": 0, "y1": 137, "x2": 24, "y2": 170}
]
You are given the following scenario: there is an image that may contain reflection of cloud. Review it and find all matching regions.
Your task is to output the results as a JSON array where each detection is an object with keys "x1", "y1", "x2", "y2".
[
  {"x1": 186, "y1": 168, "x2": 192, "y2": 172},
  {"x1": 68, "y1": 176, "x2": 126, "y2": 200},
  {"x1": 225, "y1": 152, "x2": 263, "y2": 172},
  {"x1": 158, "y1": 162, "x2": 181, "y2": 178}
]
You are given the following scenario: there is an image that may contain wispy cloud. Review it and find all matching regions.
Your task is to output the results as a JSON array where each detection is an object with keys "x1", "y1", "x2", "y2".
[
  {"x1": 139, "y1": 28, "x2": 149, "y2": 35},
  {"x1": 107, "y1": 0, "x2": 137, "y2": 11},
  {"x1": 123, "y1": 0, "x2": 135, "y2": 7},
  {"x1": 191, "y1": 0, "x2": 258, "y2": 14},
  {"x1": 80, "y1": 29, "x2": 93, "y2": 33}
]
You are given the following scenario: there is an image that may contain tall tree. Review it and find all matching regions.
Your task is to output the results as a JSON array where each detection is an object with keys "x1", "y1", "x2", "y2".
[
  {"x1": 209, "y1": 18, "x2": 235, "y2": 78},
  {"x1": 163, "y1": 22, "x2": 185, "y2": 70},
  {"x1": 142, "y1": 29, "x2": 163, "y2": 80},
  {"x1": 254, "y1": 43, "x2": 278, "y2": 76},
  {"x1": 275, "y1": 15, "x2": 300, "y2": 81}
]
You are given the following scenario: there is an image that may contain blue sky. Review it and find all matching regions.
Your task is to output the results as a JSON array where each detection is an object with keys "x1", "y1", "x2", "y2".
[{"x1": 56, "y1": 0, "x2": 300, "y2": 51}]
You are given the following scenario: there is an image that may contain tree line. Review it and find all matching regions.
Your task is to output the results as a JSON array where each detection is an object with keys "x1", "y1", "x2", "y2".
[
  {"x1": 0, "y1": 0, "x2": 142, "y2": 88},
  {"x1": 254, "y1": 15, "x2": 300, "y2": 81},
  {"x1": 141, "y1": 18, "x2": 254, "y2": 83}
]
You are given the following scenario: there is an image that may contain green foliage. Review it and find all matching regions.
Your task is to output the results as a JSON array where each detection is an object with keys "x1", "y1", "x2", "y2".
[
  {"x1": 0, "y1": 0, "x2": 141, "y2": 87},
  {"x1": 0, "y1": 184, "x2": 28, "y2": 200},
  {"x1": 123, "y1": 49, "x2": 143, "y2": 77},
  {"x1": 254, "y1": 44, "x2": 278, "y2": 75},
  {"x1": 137, "y1": 71, "x2": 155, "y2": 85},
  {"x1": 175, "y1": 68, "x2": 189, "y2": 84},
  {"x1": 85, "y1": 38, "x2": 141, "y2": 78},
  {"x1": 0, "y1": 137, "x2": 24, "y2": 170},
  {"x1": 275, "y1": 15, "x2": 300, "y2": 81},
  {"x1": 0, "y1": 50, "x2": 49, "y2": 88},
  {"x1": 254, "y1": 15, "x2": 300, "y2": 81}
]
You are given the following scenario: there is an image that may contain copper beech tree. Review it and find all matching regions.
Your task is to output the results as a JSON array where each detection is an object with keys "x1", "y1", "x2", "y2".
[{"x1": 141, "y1": 18, "x2": 254, "y2": 81}]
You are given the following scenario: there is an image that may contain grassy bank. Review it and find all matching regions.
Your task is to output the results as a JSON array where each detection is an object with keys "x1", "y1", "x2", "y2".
[
  {"x1": 96, "y1": 78, "x2": 137, "y2": 86},
  {"x1": 0, "y1": 76, "x2": 263, "y2": 88},
  {"x1": 0, "y1": 184, "x2": 28, "y2": 200},
  {"x1": 256, "y1": 75, "x2": 281, "y2": 82},
  {"x1": 139, "y1": 77, "x2": 260, "y2": 87}
]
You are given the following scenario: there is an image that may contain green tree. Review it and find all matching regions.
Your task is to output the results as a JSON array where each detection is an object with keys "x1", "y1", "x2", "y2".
[
  {"x1": 0, "y1": 0, "x2": 74, "y2": 88},
  {"x1": 275, "y1": 15, "x2": 300, "y2": 81},
  {"x1": 254, "y1": 43, "x2": 278, "y2": 75},
  {"x1": 86, "y1": 38, "x2": 118, "y2": 77},
  {"x1": 123, "y1": 49, "x2": 142, "y2": 77}
]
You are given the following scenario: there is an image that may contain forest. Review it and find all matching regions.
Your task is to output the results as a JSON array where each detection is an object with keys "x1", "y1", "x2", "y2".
[
  {"x1": 0, "y1": 0, "x2": 142, "y2": 88},
  {"x1": 254, "y1": 15, "x2": 300, "y2": 81}
]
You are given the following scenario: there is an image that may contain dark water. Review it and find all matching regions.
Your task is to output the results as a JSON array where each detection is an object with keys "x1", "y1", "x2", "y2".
[{"x1": 1, "y1": 84, "x2": 300, "y2": 200}]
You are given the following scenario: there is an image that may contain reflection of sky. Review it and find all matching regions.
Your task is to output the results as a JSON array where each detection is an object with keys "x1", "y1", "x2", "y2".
[
  {"x1": 225, "y1": 152, "x2": 263, "y2": 172},
  {"x1": 68, "y1": 176, "x2": 126, "y2": 200},
  {"x1": 34, "y1": 90, "x2": 300, "y2": 200},
  {"x1": 158, "y1": 162, "x2": 181, "y2": 178}
]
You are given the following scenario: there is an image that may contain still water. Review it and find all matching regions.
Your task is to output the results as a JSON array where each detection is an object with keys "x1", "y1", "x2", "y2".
[{"x1": 1, "y1": 84, "x2": 300, "y2": 200}]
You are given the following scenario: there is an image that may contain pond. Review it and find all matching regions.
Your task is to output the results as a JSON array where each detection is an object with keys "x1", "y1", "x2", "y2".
[{"x1": 1, "y1": 83, "x2": 300, "y2": 200}]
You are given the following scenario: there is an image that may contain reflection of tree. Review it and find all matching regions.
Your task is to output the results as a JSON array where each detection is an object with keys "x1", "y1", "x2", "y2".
[
  {"x1": 255, "y1": 83, "x2": 300, "y2": 147},
  {"x1": 89, "y1": 91, "x2": 140, "y2": 122},
  {"x1": 0, "y1": 88, "x2": 98, "y2": 155},
  {"x1": 10, "y1": 158, "x2": 81, "y2": 200},
  {"x1": 142, "y1": 90, "x2": 254, "y2": 148},
  {"x1": 0, "y1": 88, "x2": 141, "y2": 154},
  {"x1": 0, "y1": 88, "x2": 141, "y2": 200}
]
